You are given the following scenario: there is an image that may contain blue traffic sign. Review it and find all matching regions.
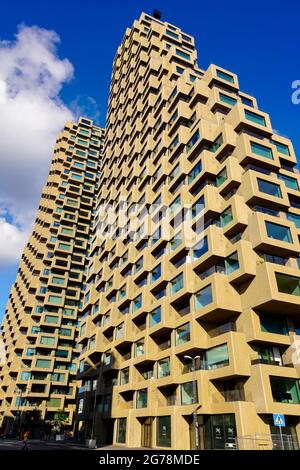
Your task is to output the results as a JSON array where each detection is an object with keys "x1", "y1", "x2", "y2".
[{"x1": 273, "y1": 414, "x2": 285, "y2": 427}]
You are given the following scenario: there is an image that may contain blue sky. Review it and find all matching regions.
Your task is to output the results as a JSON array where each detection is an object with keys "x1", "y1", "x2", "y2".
[{"x1": 0, "y1": 0, "x2": 300, "y2": 323}]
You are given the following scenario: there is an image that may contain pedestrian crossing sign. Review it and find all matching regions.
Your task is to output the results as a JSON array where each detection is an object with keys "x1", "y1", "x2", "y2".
[{"x1": 273, "y1": 413, "x2": 285, "y2": 427}]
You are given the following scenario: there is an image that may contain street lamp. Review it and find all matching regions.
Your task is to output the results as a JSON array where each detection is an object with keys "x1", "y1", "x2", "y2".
[{"x1": 184, "y1": 355, "x2": 200, "y2": 450}]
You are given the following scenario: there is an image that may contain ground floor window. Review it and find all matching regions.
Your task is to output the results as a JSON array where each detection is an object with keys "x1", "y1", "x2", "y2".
[
  {"x1": 116, "y1": 418, "x2": 126, "y2": 444},
  {"x1": 156, "y1": 416, "x2": 171, "y2": 447}
]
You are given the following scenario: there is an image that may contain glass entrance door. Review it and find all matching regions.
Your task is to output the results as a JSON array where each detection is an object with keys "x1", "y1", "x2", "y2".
[
  {"x1": 204, "y1": 414, "x2": 237, "y2": 449},
  {"x1": 141, "y1": 417, "x2": 153, "y2": 448}
]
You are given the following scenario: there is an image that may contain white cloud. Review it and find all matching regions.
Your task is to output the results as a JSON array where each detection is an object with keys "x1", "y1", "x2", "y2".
[
  {"x1": 0, "y1": 24, "x2": 75, "y2": 269},
  {"x1": 0, "y1": 217, "x2": 28, "y2": 268}
]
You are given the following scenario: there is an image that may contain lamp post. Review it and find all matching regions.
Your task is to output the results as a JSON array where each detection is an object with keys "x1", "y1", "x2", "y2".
[{"x1": 184, "y1": 355, "x2": 200, "y2": 450}]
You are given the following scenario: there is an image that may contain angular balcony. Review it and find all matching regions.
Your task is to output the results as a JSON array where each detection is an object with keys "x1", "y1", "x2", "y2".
[
  {"x1": 246, "y1": 212, "x2": 300, "y2": 257},
  {"x1": 246, "y1": 263, "x2": 300, "y2": 315}
]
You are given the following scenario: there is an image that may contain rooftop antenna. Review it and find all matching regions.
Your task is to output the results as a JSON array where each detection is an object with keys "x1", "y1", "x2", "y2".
[{"x1": 153, "y1": 9, "x2": 162, "y2": 20}]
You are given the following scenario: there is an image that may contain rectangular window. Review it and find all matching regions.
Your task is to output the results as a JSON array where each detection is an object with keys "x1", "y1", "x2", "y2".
[
  {"x1": 276, "y1": 273, "x2": 300, "y2": 296},
  {"x1": 36, "y1": 359, "x2": 51, "y2": 369},
  {"x1": 52, "y1": 276, "x2": 65, "y2": 285},
  {"x1": 206, "y1": 344, "x2": 229, "y2": 370},
  {"x1": 169, "y1": 134, "x2": 179, "y2": 152},
  {"x1": 63, "y1": 308, "x2": 74, "y2": 316},
  {"x1": 210, "y1": 134, "x2": 223, "y2": 153},
  {"x1": 135, "y1": 257, "x2": 143, "y2": 273},
  {"x1": 181, "y1": 381, "x2": 198, "y2": 405},
  {"x1": 48, "y1": 295, "x2": 62, "y2": 304},
  {"x1": 241, "y1": 96, "x2": 253, "y2": 107},
  {"x1": 195, "y1": 284, "x2": 212, "y2": 309},
  {"x1": 45, "y1": 315, "x2": 59, "y2": 324},
  {"x1": 61, "y1": 228, "x2": 73, "y2": 235},
  {"x1": 136, "y1": 389, "x2": 148, "y2": 408},
  {"x1": 287, "y1": 212, "x2": 300, "y2": 228},
  {"x1": 120, "y1": 368, "x2": 129, "y2": 385},
  {"x1": 250, "y1": 141, "x2": 273, "y2": 160},
  {"x1": 115, "y1": 323, "x2": 124, "y2": 340},
  {"x1": 151, "y1": 264, "x2": 161, "y2": 283},
  {"x1": 74, "y1": 161, "x2": 84, "y2": 169},
  {"x1": 71, "y1": 173, "x2": 82, "y2": 180},
  {"x1": 157, "y1": 357, "x2": 170, "y2": 378},
  {"x1": 175, "y1": 322, "x2": 190, "y2": 345},
  {"x1": 116, "y1": 418, "x2": 127, "y2": 444},
  {"x1": 186, "y1": 130, "x2": 200, "y2": 152},
  {"x1": 271, "y1": 140, "x2": 290, "y2": 156},
  {"x1": 166, "y1": 30, "x2": 179, "y2": 39},
  {"x1": 192, "y1": 236, "x2": 208, "y2": 261},
  {"x1": 132, "y1": 294, "x2": 142, "y2": 312},
  {"x1": 170, "y1": 273, "x2": 183, "y2": 295},
  {"x1": 216, "y1": 69, "x2": 234, "y2": 83},
  {"x1": 55, "y1": 349, "x2": 68, "y2": 358},
  {"x1": 40, "y1": 336, "x2": 55, "y2": 345},
  {"x1": 188, "y1": 161, "x2": 202, "y2": 184},
  {"x1": 26, "y1": 348, "x2": 35, "y2": 356},
  {"x1": 220, "y1": 207, "x2": 233, "y2": 227},
  {"x1": 260, "y1": 313, "x2": 288, "y2": 335},
  {"x1": 216, "y1": 168, "x2": 228, "y2": 187},
  {"x1": 225, "y1": 252, "x2": 239, "y2": 274},
  {"x1": 245, "y1": 110, "x2": 266, "y2": 127},
  {"x1": 176, "y1": 49, "x2": 190, "y2": 60},
  {"x1": 60, "y1": 328, "x2": 71, "y2": 337},
  {"x1": 270, "y1": 377, "x2": 300, "y2": 404},
  {"x1": 278, "y1": 174, "x2": 299, "y2": 190},
  {"x1": 135, "y1": 339, "x2": 144, "y2": 357},
  {"x1": 149, "y1": 307, "x2": 161, "y2": 327},
  {"x1": 47, "y1": 398, "x2": 61, "y2": 407},
  {"x1": 157, "y1": 416, "x2": 171, "y2": 447},
  {"x1": 51, "y1": 372, "x2": 65, "y2": 382},
  {"x1": 265, "y1": 221, "x2": 292, "y2": 243},
  {"x1": 219, "y1": 93, "x2": 237, "y2": 106},
  {"x1": 257, "y1": 178, "x2": 282, "y2": 198}
]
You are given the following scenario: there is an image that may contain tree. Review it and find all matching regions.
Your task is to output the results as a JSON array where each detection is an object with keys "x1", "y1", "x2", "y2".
[{"x1": 53, "y1": 410, "x2": 68, "y2": 433}]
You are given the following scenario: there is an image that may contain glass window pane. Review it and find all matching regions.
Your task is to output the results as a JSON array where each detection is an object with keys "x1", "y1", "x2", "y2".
[
  {"x1": 265, "y1": 221, "x2": 292, "y2": 243},
  {"x1": 286, "y1": 212, "x2": 300, "y2": 228},
  {"x1": 136, "y1": 389, "x2": 148, "y2": 408},
  {"x1": 257, "y1": 179, "x2": 282, "y2": 198},
  {"x1": 276, "y1": 273, "x2": 300, "y2": 296},
  {"x1": 250, "y1": 141, "x2": 273, "y2": 160},
  {"x1": 278, "y1": 174, "x2": 299, "y2": 190},
  {"x1": 219, "y1": 93, "x2": 236, "y2": 106},
  {"x1": 149, "y1": 307, "x2": 161, "y2": 327},
  {"x1": 216, "y1": 70, "x2": 234, "y2": 83},
  {"x1": 245, "y1": 110, "x2": 266, "y2": 127},
  {"x1": 195, "y1": 285, "x2": 212, "y2": 309},
  {"x1": 157, "y1": 357, "x2": 170, "y2": 378},
  {"x1": 206, "y1": 344, "x2": 229, "y2": 370},
  {"x1": 156, "y1": 416, "x2": 171, "y2": 447},
  {"x1": 175, "y1": 323, "x2": 190, "y2": 345},
  {"x1": 116, "y1": 418, "x2": 127, "y2": 443},
  {"x1": 181, "y1": 381, "x2": 198, "y2": 405}
]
